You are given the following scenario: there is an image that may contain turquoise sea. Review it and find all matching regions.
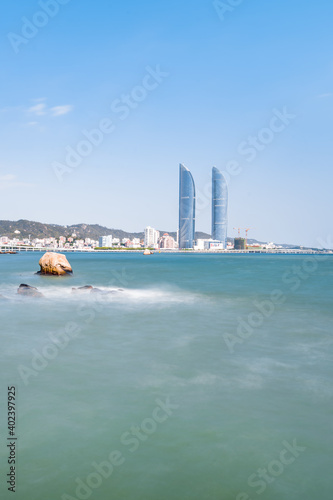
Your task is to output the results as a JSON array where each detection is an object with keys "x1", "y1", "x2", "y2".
[{"x1": 0, "y1": 252, "x2": 332, "y2": 500}]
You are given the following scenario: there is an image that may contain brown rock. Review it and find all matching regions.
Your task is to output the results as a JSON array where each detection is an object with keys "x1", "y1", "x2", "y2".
[{"x1": 38, "y1": 252, "x2": 73, "y2": 276}]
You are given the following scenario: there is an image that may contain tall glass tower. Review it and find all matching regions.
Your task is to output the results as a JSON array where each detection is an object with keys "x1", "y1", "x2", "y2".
[
  {"x1": 179, "y1": 164, "x2": 196, "y2": 249},
  {"x1": 212, "y1": 166, "x2": 228, "y2": 248}
]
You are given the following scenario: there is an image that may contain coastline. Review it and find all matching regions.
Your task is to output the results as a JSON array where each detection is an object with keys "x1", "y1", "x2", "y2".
[{"x1": 0, "y1": 246, "x2": 331, "y2": 255}]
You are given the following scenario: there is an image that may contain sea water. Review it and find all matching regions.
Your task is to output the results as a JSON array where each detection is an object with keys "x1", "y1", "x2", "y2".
[{"x1": 0, "y1": 252, "x2": 332, "y2": 500}]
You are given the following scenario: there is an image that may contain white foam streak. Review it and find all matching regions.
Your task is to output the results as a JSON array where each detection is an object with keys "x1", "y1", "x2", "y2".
[{"x1": 0, "y1": 285, "x2": 201, "y2": 306}]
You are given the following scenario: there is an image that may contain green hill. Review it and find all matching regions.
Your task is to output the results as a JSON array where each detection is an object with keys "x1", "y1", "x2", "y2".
[{"x1": 0, "y1": 220, "x2": 211, "y2": 241}]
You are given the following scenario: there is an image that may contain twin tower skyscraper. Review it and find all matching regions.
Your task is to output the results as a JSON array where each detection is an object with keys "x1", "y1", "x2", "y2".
[{"x1": 179, "y1": 164, "x2": 228, "y2": 249}]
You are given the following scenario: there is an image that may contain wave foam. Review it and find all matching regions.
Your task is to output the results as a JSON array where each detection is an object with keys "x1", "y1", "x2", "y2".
[{"x1": 0, "y1": 284, "x2": 201, "y2": 306}]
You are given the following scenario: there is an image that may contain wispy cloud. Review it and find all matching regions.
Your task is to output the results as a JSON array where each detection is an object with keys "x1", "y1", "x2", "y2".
[
  {"x1": 27, "y1": 99, "x2": 73, "y2": 117},
  {"x1": 28, "y1": 102, "x2": 47, "y2": 116},
  {"x1": 0, "y1": 174, "x2": 35, "y2": 190},
  {"x1": 316, "y1": 93, "x2": 332, "y2": 99},
  {"x1": 1, "y1": 99, "x2": 74, "y2": 119},
  {"x1": 50, "y1": 105, "x2": 73, "y2": 116}
]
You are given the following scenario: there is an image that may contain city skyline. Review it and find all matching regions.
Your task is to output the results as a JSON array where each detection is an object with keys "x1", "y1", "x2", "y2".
[{"x1": 0, "y1": 0, "x2": 332, "y2": 248}]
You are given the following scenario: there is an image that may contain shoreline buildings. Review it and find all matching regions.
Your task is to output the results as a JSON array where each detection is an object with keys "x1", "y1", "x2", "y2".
[
  {"x1": 179, "y1": 164, "x2": 196, "y2": 249},
  {"x1": 211, "y1": 166, "x2": 228, "y2": 249}
]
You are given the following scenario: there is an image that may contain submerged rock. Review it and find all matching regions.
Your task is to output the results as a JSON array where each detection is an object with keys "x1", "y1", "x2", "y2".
[
  {"x1": 90, "y1": 287, "x2": 117, "y2": 295},
  {"x1": 72, "y1": 285, "x2": 124, "y2": 295},
  {"x1": 72, "y1": 285, "x2": 93, "y2": 293},
  {"x1": 17, "y1": 284, "x2": 44, "y2": 298},
  {"x1": 38, "y1": 252, "x2": 73, "y2": 276}
]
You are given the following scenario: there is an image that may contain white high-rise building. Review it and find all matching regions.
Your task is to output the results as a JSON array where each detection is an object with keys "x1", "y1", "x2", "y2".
[
  {"x1": 99, "y1": 235, "x2": 113, "y2": 247},
  {"x1": 144, "y1": 226, "x2": 160, "y2": 248}
]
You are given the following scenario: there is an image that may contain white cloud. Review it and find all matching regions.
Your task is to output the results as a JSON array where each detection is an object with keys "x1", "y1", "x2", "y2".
[
  {"x1": 50, "y1": 105, "x2": 73, "y2": 116},
  {"x1": 0, "y1": 100, "x2": 73, "y2": 120},
  {"x1": 0, "y1": 174, "x2": 35, "y2": 190},
  {"x1": 316, "y1": 93, "x2": 332, "y2": 99},
  {"x1": 28, "y1": 102, "x2": 47, "y2": 116}
]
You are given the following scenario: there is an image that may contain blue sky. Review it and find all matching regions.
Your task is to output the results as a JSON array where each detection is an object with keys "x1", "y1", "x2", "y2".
[{"x1": 0, "y1": 0, "x2": 332, "y2": 247}]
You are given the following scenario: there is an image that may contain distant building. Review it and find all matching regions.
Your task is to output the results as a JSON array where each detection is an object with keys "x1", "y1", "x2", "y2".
[
  {"x1": 207, "y1": 241, "x2": 225, "y2": 250},
  {"x1": 132, "y1": 238, "x2": 141, "y2": 247},
  {"x1": 212, "y1": 166, "x2": 228, "y2": 249},
  {"x1": 159, "y1": 233, "x2": 177, "y2": 249},
  {"x1": 194, "y1": 239, "x2": 225, "y2": 250},
  {"x1": 234, "y1": 238, "x2": 246, "y2": 250},
  {"x1": 194, "y1": 239, "x2": 209, "y2": 250},
  {"x1": 99, "y1": 235, "x2": 113, "y2": 247},
  {"x1": 179, "y1": 164, "x2": 195, "y2": 249},
  {"x1": 144, "y1": 226, "x2": 160, "y2": 247},
  {"x1": 262, "y1": 242, "x2": 278, "y2": 249}
]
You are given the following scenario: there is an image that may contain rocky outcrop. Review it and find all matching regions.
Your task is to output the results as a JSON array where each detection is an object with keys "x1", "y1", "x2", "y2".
[
  {"x1": 72, "y1": 286, "x2": 124, "y2": 295},
  {"x1": 90, "y1": 288, "x2": 118, "y2": 295},
  {"x1": 38, "y1": 252, "x2": 73, "y2": 276},
  {"x1": 17, "y1": 284, "x2": 44, "y2": 298},
  {"x1": 72, "y1": 286, "x2": 93, "y2": 293}
]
